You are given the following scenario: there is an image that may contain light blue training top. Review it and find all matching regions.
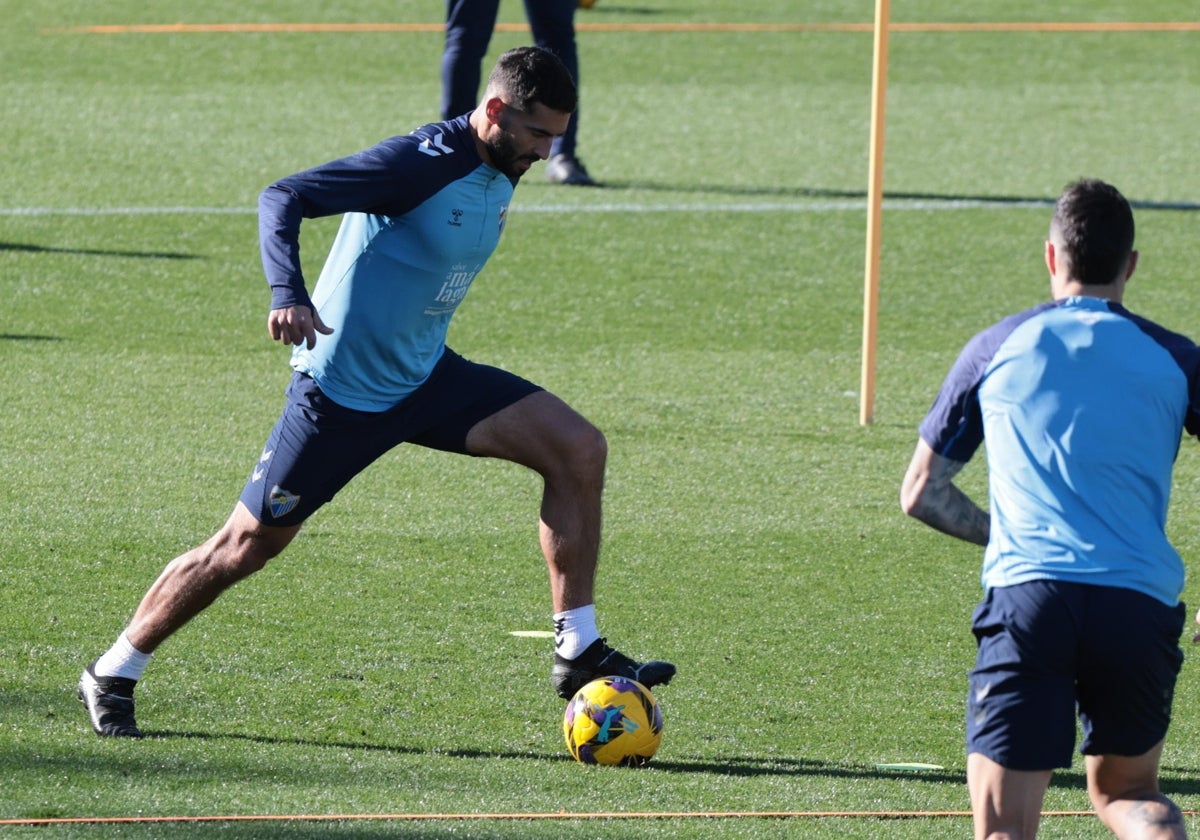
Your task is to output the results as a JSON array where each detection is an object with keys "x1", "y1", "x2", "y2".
[
  {"x1": 257, "y1": 114, "x2": 516, "y2": 411},
  {"x1": 919, "y1": 295, "x2": 1200, "y2": 606}
]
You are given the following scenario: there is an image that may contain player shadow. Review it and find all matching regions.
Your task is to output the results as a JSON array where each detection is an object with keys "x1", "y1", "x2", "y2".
[
  {"x1": 654, "y1": 757, "x2": 1200, "y2": 794},
  {"x1": 0, "y1": 333, "x2": 62, "y2": 342},
  {"x1": 0, "y1": 241, "x2": 200, "y2": 259},
  {"x1": 577, "y1": 4, "x2": 663, "y2": 14},
  {"x1": 655, "y1": 756, "x2": 1200, "y2": 798},
  {"x1": 152, "y1": 729, "x2": 574, "y2": 763},
  {"x1": 651, "y1": 754, "x2": 965, "y2": 784},
  {"x1": 153, "y1": 730, "x2": 954, "y2": 782},
  {"x1": 146, "y1": 731, "x2": 1200, "y2": 797}
]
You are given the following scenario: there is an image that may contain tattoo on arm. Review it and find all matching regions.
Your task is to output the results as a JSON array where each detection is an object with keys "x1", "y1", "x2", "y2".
[
  {"x1": 903, "y1": 446, "x2": 990, "y2": 547},
  {"x1": 923, "y1": 460, "x2": 990, "y2": 546}
]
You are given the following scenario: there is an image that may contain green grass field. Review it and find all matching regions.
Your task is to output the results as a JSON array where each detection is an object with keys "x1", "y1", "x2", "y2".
[{"x1": 3, "y1": 1, "x2": 1200, "y2": 837}]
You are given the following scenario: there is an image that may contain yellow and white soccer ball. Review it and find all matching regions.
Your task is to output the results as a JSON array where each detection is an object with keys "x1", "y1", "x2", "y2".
[{"x1": 562, "y1": 676, "x2": 663, "y2": 766}]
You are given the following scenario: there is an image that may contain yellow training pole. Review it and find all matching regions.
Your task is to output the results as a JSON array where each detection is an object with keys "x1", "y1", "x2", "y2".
[{"x1": 859, "y1": 0, "x2": 891, "y2": 425}]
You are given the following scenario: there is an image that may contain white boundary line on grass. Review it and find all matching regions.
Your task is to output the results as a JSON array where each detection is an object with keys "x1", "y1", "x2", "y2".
[
  {"x1": 9, "y1": 198, "x2": 1200, "y2": 218},
  {"x1": 0, "y1": 199, "x2": 1063, "y2": 218},
  {"x1": 5, "y1": 198, "x2": 1195, "y2": 217}
]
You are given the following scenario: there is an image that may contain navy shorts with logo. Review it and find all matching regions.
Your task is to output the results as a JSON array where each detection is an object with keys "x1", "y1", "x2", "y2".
[
  {"x1": 239, "y1": 348, "x2": 542, "y2": 527},
  {"x1": 967, "y1": 579, "x2": 1185, "y2": 770}
]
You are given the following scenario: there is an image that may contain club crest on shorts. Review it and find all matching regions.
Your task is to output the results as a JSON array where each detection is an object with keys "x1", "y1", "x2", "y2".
[{"x1": 269, "y1": 485, "x2": 301, "y2": 519}]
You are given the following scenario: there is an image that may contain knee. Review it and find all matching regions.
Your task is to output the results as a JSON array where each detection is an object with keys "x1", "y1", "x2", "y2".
[
  {"x1": 443, "y1": 11, "x2": 493, "y2": 56},
  {"x1": 553, "y1": 419, "x2": 607, "y2": 483},
  {"x1": 199, "y1": 544, "x2": 265, "y2": 586},
  {"x1": 527, "y1": 3, "x2": 576, "y2": 47},
  {"x1": 203, "y1": 524, "x2": 292, "y2": 582},
  {"x1": 1087, "y1": 757, "x2": 1162, "y2": 812},
  {"x1": 226, "y1": 547, "x2": 273, "y2": 579},
  {"x1": 572, "y1": 421, "x2": 607, "y2": 469},
  {"x1": 445, "y1": 30, "x2": 489, "y2": 58},
  {"x1": 1088, "y1": 783, "x2": 1163, "y2": 814}
]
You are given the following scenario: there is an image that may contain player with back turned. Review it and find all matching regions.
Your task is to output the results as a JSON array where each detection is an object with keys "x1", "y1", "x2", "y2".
[
  {"x1": 77, "y1": 45, "x2": 674, "y2": 740},
  {"x1": 902, "y1": 179, "x2": 1198, "y2": 839}
]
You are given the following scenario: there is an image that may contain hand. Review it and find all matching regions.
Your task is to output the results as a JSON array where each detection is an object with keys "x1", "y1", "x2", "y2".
[
  {"x1": 1193, "y1": 607, "x2": 1200, "y2": 643},
  {"x1": 268, "y1": 305, "x2": 334, "y2": 350}
]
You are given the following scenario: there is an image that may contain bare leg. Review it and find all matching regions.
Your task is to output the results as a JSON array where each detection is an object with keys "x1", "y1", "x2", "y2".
[
  {"x1": 1088, "y1": 743, "x2": 1187, "y2": 840},
  {"x1": 465, "y1": 390, "x2": 606, "y2": 612},
  {"x1": 125, "y1": 502, "x2": 301, "y2": 652},
  {"x1": 967, "y1": 751, "x2": 1052, "y2": 840}
]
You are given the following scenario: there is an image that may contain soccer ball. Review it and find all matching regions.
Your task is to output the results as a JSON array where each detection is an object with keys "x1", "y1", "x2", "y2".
[{"x1": 562, "y1": 676, "x2": 663, "y2": 766}]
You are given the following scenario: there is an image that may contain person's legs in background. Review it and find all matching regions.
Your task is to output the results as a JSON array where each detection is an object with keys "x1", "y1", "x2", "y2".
[
  {"x1": 441, "y1": 0, "x2": 501, "y2": 119},
  {"x1": 525, "y1": 0, "x2": 596, "y2": 185}
]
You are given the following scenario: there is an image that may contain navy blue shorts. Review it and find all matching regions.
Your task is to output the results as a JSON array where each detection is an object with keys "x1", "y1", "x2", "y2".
[
  {"x1": 239, "y1": 349, "x2": 542, "y2": 526},
  {"x1": 967, "y1": 579, "x2": 1184, "y2": 770}
]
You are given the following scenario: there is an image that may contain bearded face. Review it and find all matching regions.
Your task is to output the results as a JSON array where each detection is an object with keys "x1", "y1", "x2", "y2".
[
  {"x1": 479, "y1": 100, "x2": 570, "y2": 179},
  {"x1": 483, "y1": 129, "x2": 542, "y2": 179}
]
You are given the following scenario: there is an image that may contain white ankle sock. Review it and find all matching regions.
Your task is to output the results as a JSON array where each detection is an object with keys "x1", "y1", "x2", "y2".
[
  {"x1": 94, "y1": 631, "x2": 152, "y2": 681},
  {"x1": 553, "y1": 604, "x2": 599, "y2": 660}
]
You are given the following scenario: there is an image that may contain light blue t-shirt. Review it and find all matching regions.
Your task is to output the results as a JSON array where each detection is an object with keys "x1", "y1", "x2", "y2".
[
  {"x1": 258, "y1": 114, "x2": 515, "y2": 411},
  {"x1": 919, "y1": 296, "x2": 1200, "y2": 606}
]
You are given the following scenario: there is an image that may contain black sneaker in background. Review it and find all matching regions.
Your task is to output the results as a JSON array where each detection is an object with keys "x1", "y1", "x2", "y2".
[
  {"x1": 552, "y1": 638, "x2": 676, "y2": 699},
  {"x1": 545, "y1": 154, "x2": 598, "y2": 186},
  {"x1": 78, "y1": 662, "x2": 143, "y2": 738}
]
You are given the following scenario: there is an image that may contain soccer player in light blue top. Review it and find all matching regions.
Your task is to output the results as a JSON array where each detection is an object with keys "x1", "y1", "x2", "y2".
[
  {"x1": 79, "y1": 47, "x2": 674, "y2": 741},
  {"x1": 902, "y1": 179, "x2": 1200, "y2": 840}
]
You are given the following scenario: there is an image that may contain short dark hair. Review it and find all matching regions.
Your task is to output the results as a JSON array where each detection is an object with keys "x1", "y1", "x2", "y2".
[
  {"x1": 485, "y1": 46, "x2": 577, "y2": 115},
  {"x1": 1049, "y1": 178, "x2": 1135, "y2": 286}
]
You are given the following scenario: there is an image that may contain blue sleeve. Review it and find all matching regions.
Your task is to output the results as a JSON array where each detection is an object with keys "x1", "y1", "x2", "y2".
[
  {"x1": 917, "y1": 333, "x2": 988, "y2": 463},
  {"x1": 257, "y1": 115, "x2": 482, "y2": 311},
  {"x1": 1117, "y1": 305, "x2": 1200, "y2": 439},
  {"x1": 918, "y1": 303, "x2": 1055, "y2": 462}
]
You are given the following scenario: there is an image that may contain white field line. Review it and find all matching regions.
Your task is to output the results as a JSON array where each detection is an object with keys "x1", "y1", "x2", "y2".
[
  {"x1": 0, "y1": 199, "x2": 1064, "y2": 218},
  {"x1": 4, "y1": 198, "x2": 1194, "y2": 217}
]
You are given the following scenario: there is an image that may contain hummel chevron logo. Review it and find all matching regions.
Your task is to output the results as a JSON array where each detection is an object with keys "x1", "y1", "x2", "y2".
[
  {"x1": 418, "y1": 132, "x2": 454, "y2": 157},
  {"x1": 252, "y1": 448, "x2": 273, "y2": 482}
]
